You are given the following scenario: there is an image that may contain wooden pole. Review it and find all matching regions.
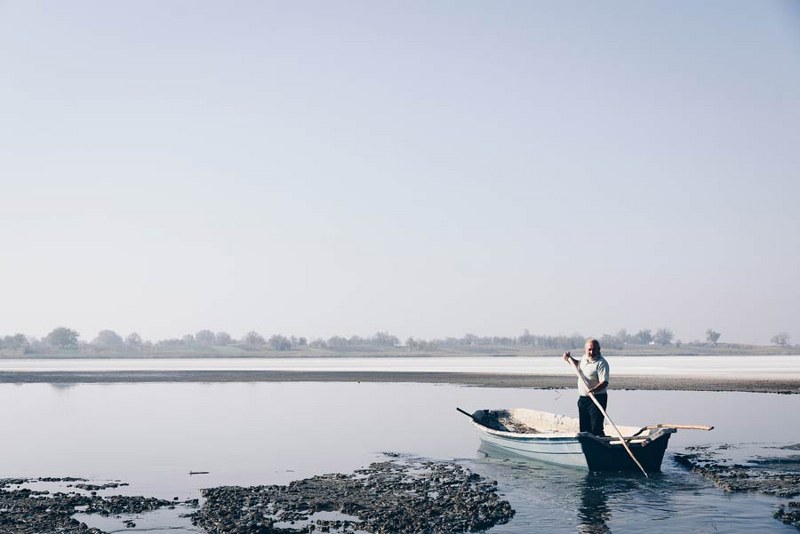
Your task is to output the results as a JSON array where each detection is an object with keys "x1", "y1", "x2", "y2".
[
  {"x1": 456, "y1": 407, "x2": 476, "y2": 421},
  {"x1": 648, "y1": 424, "x2": 714, "y2": 431},
  {"x1": 565, "y1": 357, "x2": 649, "y2": 477}
]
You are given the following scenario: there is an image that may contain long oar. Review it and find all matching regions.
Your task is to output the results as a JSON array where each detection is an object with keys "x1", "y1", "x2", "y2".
[
  {"x1": 632, "y1": 423, "x2": 714, "y2": 437},
  {"x1": 565, "y1": 357, "x2": 649, "y2": 478}
]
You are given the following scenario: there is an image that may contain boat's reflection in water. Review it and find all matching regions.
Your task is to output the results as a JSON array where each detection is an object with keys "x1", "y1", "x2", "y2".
[{"x1": 475, "y1": 442, "x2": 634, "y2": 534}]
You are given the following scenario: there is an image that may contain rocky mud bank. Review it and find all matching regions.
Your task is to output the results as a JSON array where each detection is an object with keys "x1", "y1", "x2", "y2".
[
  {"x1": 675, "y1": 444, "x2": 800, "y2": 529},
  {"x1": 190, "y1": 456, "x2": 515, "y2": 533},
  {"x1": 0, "y1": 477, "x2": 195, "y2": 533},
  {"x1": 1, "y1": 457, "x2": 513, "y2": 533}
]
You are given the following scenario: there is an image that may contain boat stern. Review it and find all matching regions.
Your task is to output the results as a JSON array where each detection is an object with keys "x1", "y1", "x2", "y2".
[{"x1": 577, "y1": 428, "x2": 676, "y2": 473}]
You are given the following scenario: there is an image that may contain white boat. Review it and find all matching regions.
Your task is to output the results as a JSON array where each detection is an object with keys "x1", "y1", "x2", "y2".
[{"x1": 460, "y1": 408, "x2": 711, "y2": 473}]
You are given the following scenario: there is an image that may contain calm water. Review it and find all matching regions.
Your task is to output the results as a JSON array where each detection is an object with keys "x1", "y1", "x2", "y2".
[{"x1": 1, "y1": 381, "x2": 798, "y2": 532}]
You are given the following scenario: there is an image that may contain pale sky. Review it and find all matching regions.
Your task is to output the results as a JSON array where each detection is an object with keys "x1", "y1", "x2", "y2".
[{"x1": 1, "y1": 1, "x2": 798, "y2": 345}]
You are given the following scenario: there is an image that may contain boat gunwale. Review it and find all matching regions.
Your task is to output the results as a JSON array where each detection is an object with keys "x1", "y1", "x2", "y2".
[
  {"x1": 472, "y1": 422, "x2": 581, "y2": 442},
  {"x1": 471, "y1": 420, "x2": 677, "y2": 446}
]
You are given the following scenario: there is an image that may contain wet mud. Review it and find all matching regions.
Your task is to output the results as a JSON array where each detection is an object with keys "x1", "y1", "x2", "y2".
[
  {"x1": 0, "y1": 477, "x2": 193, "y2": 533},
  {"x1": 1, "y1": 456, "x2": 513, "y2": 533},
  {"x1": 190, "y1": 456, "x2": 515, "y2": 533},
  {"x1": 675, "y1": 444, "x2": 800, "y2": 529}
]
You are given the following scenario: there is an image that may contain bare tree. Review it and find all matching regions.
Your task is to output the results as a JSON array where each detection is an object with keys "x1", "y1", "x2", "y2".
[
  {"x1": 370, "y1": 331, "x2": 399, "y2": 347},
  {"x1": 771, "y1": 332, "x2": 790, "y2": 347},
  {"x1": 632, "y1": 329, "x2": 653, "y2": 345},
  {"x1": 125, "y1": 333, "x2": 143, "y2": 348},
  {"x1": 215, "y1": 332, "x2": 232, "y2": 345},
  {"x1": 45, "y1": 327, "x2": 80, "y2": 349},
  {"x1": 269, "y1": 335, "x2": 292, "y2": 351},
  {"x1": 654, "y1": 328, "x2": 674, "y2": 345},
  {"x1": 705, "y1": 329, "x2": 721, "y2": 346},
  {"x1": 92, "y1": 330, "x2": 124, "y2": 348},
  {"x1": 195, "y1": 330, "x2": 216, "y2": 346},
  {"x1": 242, "y1": 331, "x2": 266, "y2": 348},
  {"x1": 2, "y1": 334, "x2": 29, "y2": 352},
  {"x1": 327, "y1": 336, "x2": 349, "y2": 348}
]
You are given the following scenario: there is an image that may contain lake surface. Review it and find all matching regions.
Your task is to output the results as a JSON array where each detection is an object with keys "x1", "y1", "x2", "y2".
[
  {"x1": 1, "y1": 380, "x2": 798, "y2": 532},
  {"x1": 2, "y1": 354, "x2": 800, "y2": 378}
]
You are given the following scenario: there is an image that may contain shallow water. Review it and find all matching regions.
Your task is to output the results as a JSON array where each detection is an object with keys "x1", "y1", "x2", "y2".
[{"x1": 1, "y1": 382, "x2": 797, "y2": 532}]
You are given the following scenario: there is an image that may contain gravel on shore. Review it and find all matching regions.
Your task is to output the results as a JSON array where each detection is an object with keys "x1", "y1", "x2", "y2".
[{"x1": 0, "y1": 371, "x2": 798, "y2": 394}]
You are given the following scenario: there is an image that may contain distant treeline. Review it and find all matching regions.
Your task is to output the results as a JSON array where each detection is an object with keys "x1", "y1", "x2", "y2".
[{"x1": 2, "y1": 326, "x2": 788, "y2": 355}]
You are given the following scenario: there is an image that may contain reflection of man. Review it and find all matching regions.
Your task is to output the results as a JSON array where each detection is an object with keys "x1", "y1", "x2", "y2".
[
  {"x1": 562, "y1": 338, "x2": 609, "y2": 436},
  {"x1": 578, "y1": 475, "x2": 611, "y2": 534}
]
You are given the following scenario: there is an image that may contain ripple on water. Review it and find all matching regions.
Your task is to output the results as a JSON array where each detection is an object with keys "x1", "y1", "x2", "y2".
[{"x1": 462, "y1": 444, "x2": 799, "y2": 533}]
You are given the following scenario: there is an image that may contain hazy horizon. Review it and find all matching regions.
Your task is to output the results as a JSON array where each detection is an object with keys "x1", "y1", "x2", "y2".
[
  {"x1": 0, "y1": 325, "x2": 789, "y2": 348},
  {"x1": 2, "y1": 1, "x2": 798, "y2": 346}
]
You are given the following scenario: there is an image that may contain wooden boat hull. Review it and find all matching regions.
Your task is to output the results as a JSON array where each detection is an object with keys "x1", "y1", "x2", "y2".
[
  {"x1": 477, "y1": 428, "x2": 590, "y2": 469},
  {"x1": 579, "y1": 432, "x2": 671, "y2": 472},
  {"x1": 469, "y1": 408, "x2": 675, "y2": 473}
]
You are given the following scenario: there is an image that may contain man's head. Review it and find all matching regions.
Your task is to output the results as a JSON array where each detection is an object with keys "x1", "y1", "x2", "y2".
[{"x1": 585, "y1": 338, "x2": 601, "y2": 358}]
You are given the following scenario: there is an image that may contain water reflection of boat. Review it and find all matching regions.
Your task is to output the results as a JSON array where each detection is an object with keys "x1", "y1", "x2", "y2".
[{"x1": 460, "y1": 408, "x2": 712, "y2": 473}]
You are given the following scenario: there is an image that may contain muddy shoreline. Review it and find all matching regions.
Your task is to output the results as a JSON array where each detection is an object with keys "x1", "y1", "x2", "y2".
[
  {"x1": 0, "y1": 370, "x2": 798, "y2": 394},
  {"x1": 674, "y1": 445, "x2": 800, "y2": 529},
  {"x1": 1, "y1": 457, "x2": 513, "y2": 534}
]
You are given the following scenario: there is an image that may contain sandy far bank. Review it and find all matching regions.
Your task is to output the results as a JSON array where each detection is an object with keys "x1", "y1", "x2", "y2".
[{"x1": 0, "y1": 370, "x2": 798, "y2": 394}]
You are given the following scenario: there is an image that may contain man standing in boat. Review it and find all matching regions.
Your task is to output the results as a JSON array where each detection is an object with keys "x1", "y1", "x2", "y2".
[{"x1": 562, "y1": 338, "x2": 609, "y2": 436}]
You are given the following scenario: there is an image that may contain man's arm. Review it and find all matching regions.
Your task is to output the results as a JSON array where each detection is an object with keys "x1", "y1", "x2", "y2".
[{"x1": 585, "y1": 380, "x2": 608, "y2": 395}]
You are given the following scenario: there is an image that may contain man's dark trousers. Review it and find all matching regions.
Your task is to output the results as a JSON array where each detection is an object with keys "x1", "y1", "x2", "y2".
[{"x1": 578, "y1": 393, "x2": 607, "y2": 436}]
